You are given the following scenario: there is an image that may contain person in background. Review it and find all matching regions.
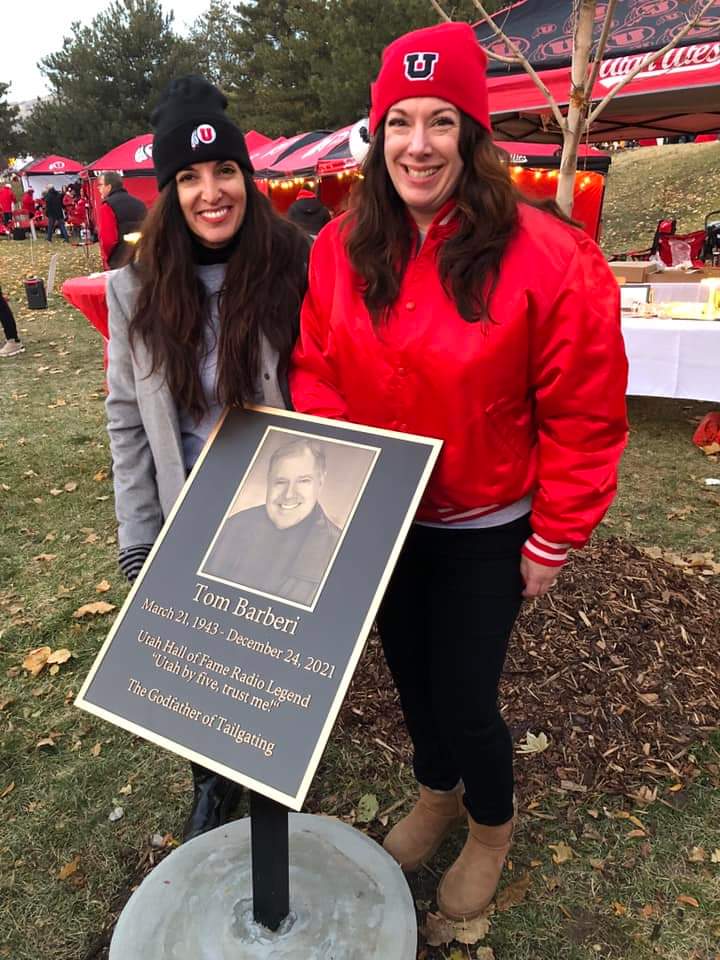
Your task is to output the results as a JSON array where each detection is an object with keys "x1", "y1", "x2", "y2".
[
  {"x1": 44, "y1": 185, "x2": 69, "y2": 242},
  {"x1": 290, "y1": 22, "x2": 628, "y2": 920},
  {"x1": 105, "y1": 75, "x2": 308, "y2": 841},
  {"x1": 0, "y1": 182, "x2": 13, "y2": 227},
  {"x1": 97, "y1": 172, "x2": 148, "y2": 269},
  {"x1": 286, "y1": 185, "x2": 331, "y2": 240},
  {"x1": 0, "y1": 286, "x2": 24, "y2": 358},
  {"x1": 22, "y1": 187, "x2": 36, "y2": 221}
]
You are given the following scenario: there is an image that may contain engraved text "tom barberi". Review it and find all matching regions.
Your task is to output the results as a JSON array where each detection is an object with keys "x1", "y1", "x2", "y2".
[{"x1": 192, "y1": 583, "x2": 300, "y2": 635}]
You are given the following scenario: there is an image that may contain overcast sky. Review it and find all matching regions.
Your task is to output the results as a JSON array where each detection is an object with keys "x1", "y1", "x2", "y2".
[{"x1": 3, "y1": 0, "x2": 209, "y2": 103}]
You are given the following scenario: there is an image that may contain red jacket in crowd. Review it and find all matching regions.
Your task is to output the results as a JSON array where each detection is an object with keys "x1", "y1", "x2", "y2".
[
  {"x1": 290, "y1": 201, "x2": 628, "y2": 562},
  {"x1": 0, "y1": 185, "x2": 13, "y2": 214},
  {"x1": 22, "y1": 190, "x2": 36, "y2": 218}
]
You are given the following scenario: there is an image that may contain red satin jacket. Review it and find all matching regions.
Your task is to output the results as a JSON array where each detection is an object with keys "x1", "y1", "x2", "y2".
[{"x1": 290, "y1": 201, "x2": 628, "y2": 552}]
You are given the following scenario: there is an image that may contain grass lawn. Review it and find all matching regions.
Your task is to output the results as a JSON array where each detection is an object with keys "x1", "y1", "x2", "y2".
[{"x1": 1, "y1": 203, "x2": 719, "y2": 960}]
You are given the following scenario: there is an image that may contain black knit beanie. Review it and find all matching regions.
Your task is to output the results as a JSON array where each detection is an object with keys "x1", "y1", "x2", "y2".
[{"x1": 151, "y1": 75, "x2": 253, "y2": 189}]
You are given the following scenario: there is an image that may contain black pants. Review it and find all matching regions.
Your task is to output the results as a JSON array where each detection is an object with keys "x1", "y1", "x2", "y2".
[
  {"x1": 377, "y1": 515, "x2": 530, "y2": 826},
  {"x1": 47, "y1": 217, "x2": 69, "y2": 241},
  {"x1": 0, "y1": 291, "x2": 19, "y2": 341}
]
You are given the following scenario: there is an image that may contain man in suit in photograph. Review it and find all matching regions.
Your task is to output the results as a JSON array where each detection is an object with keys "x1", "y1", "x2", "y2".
[{"x1": 204, "y1": 438, "x2": 341, "y2": 606}]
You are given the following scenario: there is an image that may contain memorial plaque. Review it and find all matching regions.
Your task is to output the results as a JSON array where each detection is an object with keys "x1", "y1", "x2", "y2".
[{"x1": 76, "y1": 406, "x2": 441, "y2": 809}]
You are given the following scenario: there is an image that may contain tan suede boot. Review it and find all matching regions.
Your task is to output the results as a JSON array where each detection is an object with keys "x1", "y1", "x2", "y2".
[
  {"x1": 383, "y1": 783, "x2": 465, "y2": 872},
  {"x1": 436, "y1": 814, "x2": 514, "y2": 920}
]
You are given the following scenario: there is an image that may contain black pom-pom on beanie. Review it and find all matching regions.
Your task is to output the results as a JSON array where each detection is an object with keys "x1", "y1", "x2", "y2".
[{"x1": 151, "y1": 75, "x2": 253, "y2": 189}]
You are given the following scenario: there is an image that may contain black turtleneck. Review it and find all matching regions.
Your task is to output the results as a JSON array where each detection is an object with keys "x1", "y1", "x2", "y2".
[{"x1": 189, "y1": 227, "x2": 241, "y2": 265}]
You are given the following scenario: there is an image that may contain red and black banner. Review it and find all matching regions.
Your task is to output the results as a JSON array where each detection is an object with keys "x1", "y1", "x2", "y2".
[{"x1": 477, "y1": 0, "x2": 720, "y2": 74}]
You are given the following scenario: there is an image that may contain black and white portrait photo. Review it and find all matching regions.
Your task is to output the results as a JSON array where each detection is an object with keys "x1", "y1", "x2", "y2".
[{"x1": 200, "y1": 428, "x2": 379, "y2": 609}]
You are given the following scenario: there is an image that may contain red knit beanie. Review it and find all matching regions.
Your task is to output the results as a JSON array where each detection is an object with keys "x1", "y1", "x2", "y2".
[{"x1": 369, "y1": 22, "x2": 490, "y2": 135}]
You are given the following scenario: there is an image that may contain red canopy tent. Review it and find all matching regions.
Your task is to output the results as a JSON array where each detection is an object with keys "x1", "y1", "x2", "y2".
[
  {"x1": 84, "y1": 134, "x2": 157, "y2": 232},
  {"x1": 20, "y1": 154, "x2": 84, "y2": 197},
  {"x1": 479, "y1": 0, "x2": 720, "y2": 141}
]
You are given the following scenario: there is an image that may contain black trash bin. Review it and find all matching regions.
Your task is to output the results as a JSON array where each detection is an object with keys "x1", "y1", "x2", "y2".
[
  {"x1": 24, "y1": 277, "x2": 47, "y2": 310},
  {"x1": 12, "y1": 227, "x2": 27, "y2": 240}
]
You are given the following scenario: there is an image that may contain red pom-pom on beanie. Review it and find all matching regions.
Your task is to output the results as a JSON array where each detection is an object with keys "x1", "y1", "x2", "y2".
[{"x1": 369, "y1": 22, "x2": 490, "y2": 134}]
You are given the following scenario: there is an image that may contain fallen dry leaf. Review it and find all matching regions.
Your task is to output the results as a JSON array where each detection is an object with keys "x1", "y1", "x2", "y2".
[
  {"x1": 35, "y1": 737, "x2": 56, "y2": 749},
  {"x1": 73, "y1": 601, "x2": 116, "y2": 619},
  {"x1": 637, "y1": 692, "x2": 660, "y2": 706},
  {"x1": 516, "y1": 731, "x2": 549, "y2": 755},
  {"x1": 94, "y1": 469, "x2": 108, "y2": 482},
  {"x1": 496, "y1": 872, "x2": 531, "y2": 911},
  {"x1": 640, "y1": 903, "x2": 655, "y2": 919},
  {"x1": 22, "y1": 646, "x2": 52, "y2": 677},
  {"x1": 627, "y1": 829, "x2": 647, "y2": 839},
  {"x1": 0, "y1": 698, "x2": 14, "y2": 711},
  {"x1": 47, "y1": 649, "x2": 72, "y2": 665},
  {"x1": 676, "y1": 894, "x2": 700, "y2": 908},
  {"x1": 64, "y1": 481, "x2": 78, "y2": 492},
  {"x1": 453, "y1": 912, "x2": 492, "y2": 945},
  {"x1": 688, "y1": 847, "x2": 706, "y2": 862},
  {"x1": 91, "y1": 742, "x2": 102, "y2": 757},
  {"x1": 49, "y1": 488, "x2": 63, "y2": 496},
  {"x1": 549, "y1": 841, "x2": 573, "y2": 864},
  {"x1": 95, "y1": 579, "x2": 111, "y2": 593},
  {"x1": 356, "y1": 793, "x2": 379, "y2": 824},
  {"x1": 119, "y1": 783, "x2": 132, "y2": 796},
  {"x1": 475, "y1": 949, "x2": 496, "y2": 960},
  {"x1": 58, "y1": 856, "x2": 80, "y2": 880},
  {"x1": 1, "y1": 782, "x2": 15, "y2": 799},
  {"x1": 423, "y1": 912, "x2": 457, "y2": 947},
  {"x1": 32, "y1": 553, "x2": 57, "y2": 562},
  {"x1": 613, "y1": 901, "x2": 627, "y2": 916},
  {"x1": 710, "y1": 849, "x2": 720, "y2": 863}
]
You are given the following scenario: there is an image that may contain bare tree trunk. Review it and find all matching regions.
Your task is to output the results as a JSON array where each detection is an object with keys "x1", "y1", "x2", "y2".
[{"x1": 556, "y1": 0, "x2": 596, "y2": 216}]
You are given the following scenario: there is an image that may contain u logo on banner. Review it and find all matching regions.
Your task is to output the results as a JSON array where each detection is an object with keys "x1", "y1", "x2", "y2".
[{"x1": 403, "y1": 52, "x2": 440, "y2": 81}]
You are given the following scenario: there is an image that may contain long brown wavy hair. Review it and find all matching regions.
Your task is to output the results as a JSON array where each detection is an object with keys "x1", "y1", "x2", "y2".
[
  {"x1": 129, "y1": 171, "x2": 308, "y2": 418},
  {"x1": 346, "y1": 115, "x2": 572, "y2": 324}
]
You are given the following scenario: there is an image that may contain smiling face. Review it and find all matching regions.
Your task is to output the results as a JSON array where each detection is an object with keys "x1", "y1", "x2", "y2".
[
  {"x1": 265, "y1": 448, "x2": 324, "y2": 530},
  {"x1": 175, "y1": 159, "x2": 247, "y2": 248},
  {"x1": 383, "y1": 97, "x2": 463, "y2": 231}
]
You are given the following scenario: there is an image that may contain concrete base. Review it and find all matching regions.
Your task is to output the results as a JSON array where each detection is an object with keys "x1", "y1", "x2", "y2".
[{"x1": 110, "y1": 813, "x2": 417, "y2": 959}]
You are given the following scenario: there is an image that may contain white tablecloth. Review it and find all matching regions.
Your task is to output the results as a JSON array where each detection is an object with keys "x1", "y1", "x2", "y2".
[{"x1": 622, "y1": 316, "x2": 720, "y2": 403}]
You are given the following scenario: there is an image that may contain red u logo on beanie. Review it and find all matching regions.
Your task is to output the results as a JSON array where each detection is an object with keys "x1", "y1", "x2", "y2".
[
  {"x1": 403, "y1": 52, "x2": 439, "y2": 80},
  {"x1": 190, "y1": 124, "x2": 217, "y2": 149}
]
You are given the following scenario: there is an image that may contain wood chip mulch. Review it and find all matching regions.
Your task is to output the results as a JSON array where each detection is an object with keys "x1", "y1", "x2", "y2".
[{"x1": 340, "y1": 537, "x2": 720, "y2": 802}]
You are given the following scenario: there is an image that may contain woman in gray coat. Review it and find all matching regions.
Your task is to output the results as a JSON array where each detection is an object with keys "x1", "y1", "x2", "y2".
[{"x1": 105, "y1": 76, "x2": 308, "y2": 840}]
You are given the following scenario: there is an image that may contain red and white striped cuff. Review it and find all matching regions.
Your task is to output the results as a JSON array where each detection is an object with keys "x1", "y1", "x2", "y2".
[{"x1": 521, "y1": 533, "x2": 570, "y2": 567}]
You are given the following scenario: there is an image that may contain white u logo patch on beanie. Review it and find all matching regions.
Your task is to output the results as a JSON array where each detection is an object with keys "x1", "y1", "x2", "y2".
[
  {"x1": 403, "y1": 52, "x2": 439, "y2": 80},
  {"x1": 190, "y1": 124, "x2": 217, "y2": 149}
]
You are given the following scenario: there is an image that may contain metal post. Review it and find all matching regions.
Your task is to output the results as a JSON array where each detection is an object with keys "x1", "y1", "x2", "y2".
[{"x1": 250, "y1": 791, "x2": 289, "y2": 931}]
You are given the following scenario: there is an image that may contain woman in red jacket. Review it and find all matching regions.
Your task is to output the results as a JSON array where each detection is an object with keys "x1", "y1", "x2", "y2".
[{"x1": 290, "y1": 22, "x2": 628, "y2": 919}]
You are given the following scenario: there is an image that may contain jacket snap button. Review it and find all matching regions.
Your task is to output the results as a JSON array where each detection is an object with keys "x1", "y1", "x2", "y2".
[
  {"x1": 263, "y1": 372, "x2": 271, "y2": 380},
  {"x1": 405, "y1": 301, "x2": 416, "y2": 311},
  {"x1": 397, "y1": 366, "x2": 406, "y2": 376}
]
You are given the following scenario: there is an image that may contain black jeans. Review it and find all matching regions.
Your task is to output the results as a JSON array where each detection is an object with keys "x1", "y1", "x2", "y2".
[
  {"x1": 47, "y1": 217, "x2": 69, "y2": 241},
  {"x1": 377, "y1": 515, "x2": 530, "y2": 826},
  {"x1": 0, "y1": 290, "x2": 19, "y2": 341}
]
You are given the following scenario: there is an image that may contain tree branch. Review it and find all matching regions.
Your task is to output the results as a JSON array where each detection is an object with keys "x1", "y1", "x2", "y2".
[
  {"x1": 429, "y1": 0, "x2": 451, "y2": 21},
  {"x1": 485, "y1": 48, "x2": 523, "y2": 65},
  {"x1": 471, "y1": 0, "x2": 567, "y2": 132},
  {"x1": 584, "y1": 0, "x2": 619, "y2": 99},
  {"x1": 587, "y1": 0, "x2": 717, "y2": 125}
]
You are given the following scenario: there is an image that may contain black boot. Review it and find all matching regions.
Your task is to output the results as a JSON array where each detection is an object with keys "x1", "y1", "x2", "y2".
[{"x1": 183, "y1": 763, "x2": 243, "y2": 842}]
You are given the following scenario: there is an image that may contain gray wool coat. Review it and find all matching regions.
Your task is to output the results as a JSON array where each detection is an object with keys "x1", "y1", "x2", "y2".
[{"x1": 105, "y1": 264, "x2": 288, "y2": 550}]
